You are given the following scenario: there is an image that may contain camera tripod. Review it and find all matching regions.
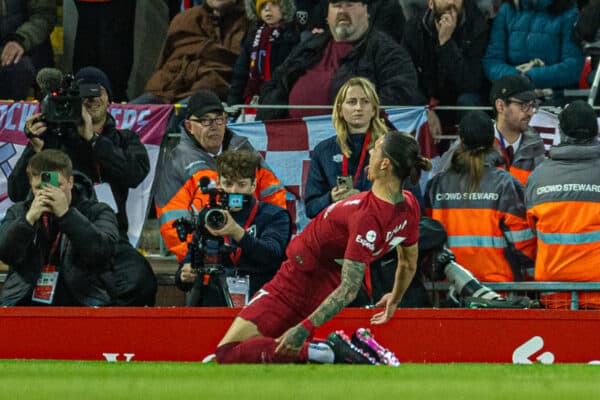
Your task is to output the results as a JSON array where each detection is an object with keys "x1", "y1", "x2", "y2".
[{"x1": 185, "y1": 266, "x2": 234, "y2": 307}]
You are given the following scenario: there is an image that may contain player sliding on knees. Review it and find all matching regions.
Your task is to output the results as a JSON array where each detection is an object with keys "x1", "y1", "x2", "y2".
[{"x1": 214, "y1": 131, "x2": 431, "y2": 365}]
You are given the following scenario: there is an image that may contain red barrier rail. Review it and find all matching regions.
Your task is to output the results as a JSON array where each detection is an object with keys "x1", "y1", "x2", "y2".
[{"x1": 2, "y1": 307, "x2": 600, "y2": 363}]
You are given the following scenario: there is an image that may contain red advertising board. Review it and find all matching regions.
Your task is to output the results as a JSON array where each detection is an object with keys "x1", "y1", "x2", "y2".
[{"x1": 1, "y1": 308, "x2": 599, "y2": 363}]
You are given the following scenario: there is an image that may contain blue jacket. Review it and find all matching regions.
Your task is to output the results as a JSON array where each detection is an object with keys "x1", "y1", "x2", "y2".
[
  {"x1": 303, "y1": 134, "x2": 424, "y2": 218},
  {"x1": 483, "y1": 0, "x2": 583, "y2": 90}
]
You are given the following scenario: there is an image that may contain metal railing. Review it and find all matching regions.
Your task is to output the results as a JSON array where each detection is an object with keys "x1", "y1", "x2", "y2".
[{"x1": 424, "y1": 281, "x2": 600, "y2": 310}]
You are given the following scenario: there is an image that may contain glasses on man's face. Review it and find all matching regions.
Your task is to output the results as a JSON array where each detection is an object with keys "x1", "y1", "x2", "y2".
[
  {"x1": 507, "y1": 99, "x2": 538, "y2": 113},
  {"x1": 189, "y1": 116, "x2": 226, "y2": 127}
]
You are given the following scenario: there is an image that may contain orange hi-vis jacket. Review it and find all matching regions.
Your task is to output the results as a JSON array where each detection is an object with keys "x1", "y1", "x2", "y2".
[
  {"x1": 154, "y1": 130, "x2": 286, "y2": 261},
  {"x1": 425, "y1": 161, "x2": 536, "y2": 282},
  {"x1": 526, "y1": 142, "x2": 600, "y2": 309},
  {"x1": 494, "y1": 127, "x2": 545, "y2": 186}
]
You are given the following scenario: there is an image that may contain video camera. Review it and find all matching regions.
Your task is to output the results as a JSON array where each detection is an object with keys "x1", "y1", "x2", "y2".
[
  {"x1": 172, "y1": 176, "x2": 251, "y2": 307},
  {"x1": 173, "y1": 177, "x2": 251, "y2": 241},
  {"x1": 27, "y1": 68, "x2": 102, "y2": 143}
]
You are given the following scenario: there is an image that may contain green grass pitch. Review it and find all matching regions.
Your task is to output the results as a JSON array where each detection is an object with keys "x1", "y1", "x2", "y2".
[{"x1": 1, "y1": 361, "x2": 599, "y2": 400}]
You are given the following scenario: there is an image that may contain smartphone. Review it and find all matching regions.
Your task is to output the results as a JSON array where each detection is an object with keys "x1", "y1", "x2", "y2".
[
  {"x1": 41, "y1": 171, "x2": 60, "y2": 187},
  {"x1": 336, "y1": 175, "x2": 353, "y2": 188}
]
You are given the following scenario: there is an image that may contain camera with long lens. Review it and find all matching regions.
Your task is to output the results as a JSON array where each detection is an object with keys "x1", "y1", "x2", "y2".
[{"x1": 172, "y1": 176, "x2": 251, "y2": 306}]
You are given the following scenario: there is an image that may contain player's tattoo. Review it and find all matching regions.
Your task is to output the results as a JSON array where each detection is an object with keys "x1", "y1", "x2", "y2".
[
  {"x1": 308, "y1": 259, "x2": 366, "y2": 328},
  {"x1": 286, "y1": 325, "x2": 309, "y2": 350},
  {"x1": 389, "y1": 191, "x2": 405, "y2": 204}
]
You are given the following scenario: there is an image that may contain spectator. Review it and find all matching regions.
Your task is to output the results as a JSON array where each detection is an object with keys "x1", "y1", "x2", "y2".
[
  {"x1": 73, "y1": 0, "x2": 137, "y2": 102},
  {"x1": 0, "y1": 0, "x2": 56, "y2": 100},
  {"x1": 154, "y1": 89, "x2": 287, "y2": 262},
  {"x1": 309, "y1": 0, "x2": 406, "y2": 44},
  {"x1": 483, "y1": 0, "x2": 584, "y2": 105},
  {"x1": 526, "y1": 100, "x2": 600, "y2": 309},
  {"x1": 425, "y1": 111, "x2": 536, "y2": 283},
  {"x1": 215, "y1": 132, "x2": 430, "y2": 364},
  {"x1": 434, "y1": 74, "x2": 546, "y2": 186},
  {"x1": 256, "y1": 0, "x2": 425, "y2": 120},
  {"x1": 177, "y1": 149, "x2": 291, "y2": 304},
  {"x1": 303, "y1": 76, "x2": 425, "y2": 306},
  {"x1": 226, "y1": 0, "x2": 300, "y2": 107},
  {"x1": 136, "y1": 0, "x2": 249, "y2": 104},
  {"x1": 0, "y1": 150, "x2": 119, "y2": 306},
  {"x1": 9, "y1": 66, "x2": 157, "y2": 306},
  {"x1": 402, "y1": 0, "x2": 489, "y2": 126}
]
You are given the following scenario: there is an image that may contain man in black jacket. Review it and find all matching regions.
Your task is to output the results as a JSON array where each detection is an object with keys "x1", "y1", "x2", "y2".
[
  {"x1": 0, "y1": 150, "x2": 119, "y2": 306},
  {"x1": 403, "y1": 0, "x2": 489, "y2": 125},
  {"x1": 256, "y1": 0, "x2": 426, "y2": 120},
  {"x1": 8, "y1": 66, "x2": 157, "y2": 306}
]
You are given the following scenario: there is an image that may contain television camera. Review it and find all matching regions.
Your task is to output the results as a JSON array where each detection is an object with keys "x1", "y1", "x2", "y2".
[
  {"x1": 173, "y1": 176, "x2": 251, "y2": 307},
  {"x1": 27, "y1": 68, "x2": 102, "y2": 144}
]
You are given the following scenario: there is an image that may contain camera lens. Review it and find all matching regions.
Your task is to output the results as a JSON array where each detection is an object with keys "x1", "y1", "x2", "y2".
[{"x1": 205, "y1": 209, "x2": 227, "y2": 230}]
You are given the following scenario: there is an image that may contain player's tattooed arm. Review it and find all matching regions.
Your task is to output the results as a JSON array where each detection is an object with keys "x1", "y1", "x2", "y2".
[
  {"x1": 276, "y1": 259, "x2": 366, "y2": 354},
  {"x1": 306, "y1": 259, "x2": 366, "y2": 328}
]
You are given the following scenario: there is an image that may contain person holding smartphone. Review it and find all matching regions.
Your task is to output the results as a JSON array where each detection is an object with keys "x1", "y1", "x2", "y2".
[
  {"x1": 303, "y1": 77, "x2": 424, "y2": 306},
  {"x1": 176, "y1": 149, "x2": 291, "y2": 306},
  {"x1": 0, "y1": 149, "x2": 120, "y2": 306}
]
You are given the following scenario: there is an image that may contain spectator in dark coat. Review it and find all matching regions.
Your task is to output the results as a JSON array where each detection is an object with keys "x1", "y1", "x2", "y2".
[
  {"x1": 256, "y1": 0, "x2": 425, "y2": 120},
  {"x1": 227, "y1": 0, "x2": 300, "y2": 106}
]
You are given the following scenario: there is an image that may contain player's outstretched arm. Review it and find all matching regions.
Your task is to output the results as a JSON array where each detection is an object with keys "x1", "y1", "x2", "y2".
[
  {"x1": 371, "y1": 243, "x2": 418, "y2": 325},
  {"x1": 275, "y1": 259, "x2": 366, "y2": 356}
]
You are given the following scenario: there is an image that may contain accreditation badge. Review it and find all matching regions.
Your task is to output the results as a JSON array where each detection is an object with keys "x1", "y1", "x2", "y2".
[
  {"x1": 32, "y1": 264, "x2": 59, "y2": 304},
  {"x1": 226, "y1": 275, "x2": 250, "y2": 308}
]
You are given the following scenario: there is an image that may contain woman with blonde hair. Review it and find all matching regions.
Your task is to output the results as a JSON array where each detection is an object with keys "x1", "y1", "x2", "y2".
[
  {"x1": 304, "y1": 77, "x2": 388, "y2": 219},
  {"x1": 304, "y1": 77, "x2": 424, "y2": 306}
]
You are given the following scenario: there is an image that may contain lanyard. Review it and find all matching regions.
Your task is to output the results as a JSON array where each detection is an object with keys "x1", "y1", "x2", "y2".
[
  {"x1": 225, "y1": 199, "x2": 259, "y2": 266},
  {"x1": 341, "y1": 131, "x2": 371, "y2": 186},
  {"x1": 42, "y1": 214, "x2": 62, "y2": 265},
  {"x1": 495, "y1": 135, "x2": 513, "y2": 167}
]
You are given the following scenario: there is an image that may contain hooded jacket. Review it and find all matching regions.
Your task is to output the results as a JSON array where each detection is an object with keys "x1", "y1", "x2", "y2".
[
  {"x1": 526, "y1": 142, "x2": 600, "y2": 308},
  {"x1": 0, "y1": 173, "x2": 120, "y2": 306},
  {"x1": 425, "y1": 153, "x2": 536, "y2": 282}
]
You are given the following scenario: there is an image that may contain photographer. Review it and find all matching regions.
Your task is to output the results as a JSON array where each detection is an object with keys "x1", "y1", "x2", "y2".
[
  {"x1": 176, "y1": 150, "x2": 291, "y2": 305},
  {"x1": 7, "y1": 66, "x2": 157, "y2": 306},
  {"x1": 0, "y1": 150, "x2": 119, "y2": 306}
]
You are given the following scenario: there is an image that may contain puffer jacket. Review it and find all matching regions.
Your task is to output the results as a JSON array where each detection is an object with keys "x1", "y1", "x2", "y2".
[
  {"x1": 526, "y1": 142, "x2": 600, "y2": 308},
  {"x1": 0, "y1": 173, "x2": 120, "y2": 306},
  {"x1": 483, "y1": 0, "x2": 584, "y2": 90}
]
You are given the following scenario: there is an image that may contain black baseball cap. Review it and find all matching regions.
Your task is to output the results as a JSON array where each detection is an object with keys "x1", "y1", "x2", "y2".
[
  {"x1": 186, "y1": 90, "x2": 225, "y2": 118},
  {"x1": 490, "y1": 74, "x2": 537, "y2": 103}
]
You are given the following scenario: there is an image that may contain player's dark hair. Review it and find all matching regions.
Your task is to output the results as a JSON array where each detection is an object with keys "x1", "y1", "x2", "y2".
[
  {"x1": 382, "y1": 131, "x2": 431, "y2": 185},
  {"x1": 26, "y1": 149, "x2": 73, "y2": 178},
  {"x1": 216, "y1": 150, "x2": 260, "y2": 182}
]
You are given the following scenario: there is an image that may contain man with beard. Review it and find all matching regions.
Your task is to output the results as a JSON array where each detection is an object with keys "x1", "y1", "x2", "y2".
[
  {"x1": 256, "y1": 0, "x2": 425, "y2": 120},
  {"x1": 433, "y1": 74, "x2": 545, "y2": 186},
  {"x1": 403, "y1": 0, "x2": 489, "y2": 126},
  {"x1": 8, "y1": 66, "x2": 157, "y2": 306}
]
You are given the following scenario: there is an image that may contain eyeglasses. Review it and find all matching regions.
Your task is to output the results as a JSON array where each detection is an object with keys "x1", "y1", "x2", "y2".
[
  {"x1": 507, "y1": 99, "x2": 538, "y2": 113},
  {"x1": 189, "y1": 116, "x2": 226, "y2": 127}
]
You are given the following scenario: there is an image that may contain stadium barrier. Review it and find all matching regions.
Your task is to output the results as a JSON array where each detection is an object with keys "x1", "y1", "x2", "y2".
[{"x1": 1, "y1": 307, "x2": 600, "y2": 363}]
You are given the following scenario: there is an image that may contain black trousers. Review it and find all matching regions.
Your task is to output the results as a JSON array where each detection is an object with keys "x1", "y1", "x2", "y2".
[{"x1": 73, "y1": 0, "x2": 137, "y2": 101}]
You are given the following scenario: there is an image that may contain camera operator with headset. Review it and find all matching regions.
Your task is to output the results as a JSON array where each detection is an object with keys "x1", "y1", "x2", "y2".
[
  {"x1": 7, "y1": 66, "x2": 157, "y2": 306},
  {"x1": 176, "y1": 149, "x2": 291, "y2": 306}
]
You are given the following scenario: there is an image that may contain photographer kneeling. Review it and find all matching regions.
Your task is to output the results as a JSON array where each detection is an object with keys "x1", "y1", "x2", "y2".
[
  {"x1": 176, "y1": 150, "x2": 291, "y2": 306},
  {"x1": 7, "y1": 66, "x2": 156, "y2": 306}
]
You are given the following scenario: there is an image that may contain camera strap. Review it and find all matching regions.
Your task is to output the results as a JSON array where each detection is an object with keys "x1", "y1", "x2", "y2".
[
  {"x1": 226, "y1": 200, "x2": 259, "y2": 265},
  {"x1": 342, "y1": 131, "x2": 371, "y2": 187}
]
